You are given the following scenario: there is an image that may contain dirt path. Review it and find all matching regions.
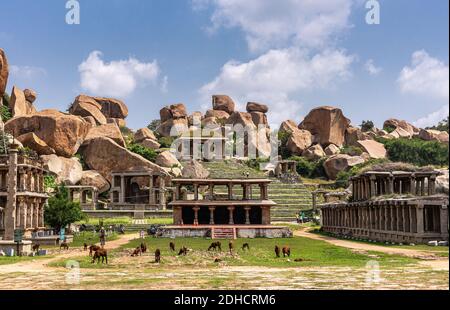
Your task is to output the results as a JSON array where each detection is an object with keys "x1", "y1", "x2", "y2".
[
  {"x1": 0, "y1": 233, "x2": 139, "y2": 274},
  {"x1": 294, "y1": 229, "x2": 448, "y2": 270}
]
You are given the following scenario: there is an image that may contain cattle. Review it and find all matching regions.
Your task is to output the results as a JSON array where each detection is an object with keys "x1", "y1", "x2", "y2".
[
  {"x1": 89, "y1": 245, "x2": 101, "y2": 257},
  {"x1": 155, "y1": 249, "x2": 161, "y2": 263},
  {"x1": 228, "y1": 241, "x2": 234, "y2": 254},
  {"x1": 207, "y1": 241, "x2": 222, "y2": 251},
  {"x1": 178, "y1": 246, "x2": 188, "y2": 256},
  {"x1": 60, "y1": 242, "x2": 69, "y2": 250},
  {"x1": 169, "y1": 242, "x2": 176, "y2": 252},
  {"x1": 92, "y1": 248, "x2": 108, "y2": 264},
  {"x1": 32, "y1": 244, "x2": 40, "y2": 252},
  {"x1": 274, "y1": 245, "x2": 280, "y2": 258},
  {"x1": 140, "y1": 243, "x2": 147, "y2": 253},
  {"x1": 131, "y1": 247, "x2": 141, "y2": 257},
  {"x1": 83, "y1": 243, "x2": 88, "y2": 251},
  {"x1": 282, "y1": 246, "x2": 291, "y2": 257},
  {"x1": 241, "y1": 243, "x2": 250, "y2": 251}
]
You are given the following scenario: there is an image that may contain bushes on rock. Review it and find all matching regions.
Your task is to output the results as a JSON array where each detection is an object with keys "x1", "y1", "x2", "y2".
[
  {"x1": 0, "y1": 104, "x2": 12, "y2": 122},
  {"x1": 360, "y1": 120, "x2": 374, "y2": 132},
  {"x1": 278, "y1": 131, "x2": 292, "y2": 159},
  {"x1": 340, "y1": 145, "x2": 363, "y2": 156},
  {"x1": 290, "y1": 156, "x2": 327, "y2": 179},
  {"x1": 335, "y1": 158, "x2": 388, "y2": 188},
  {"x1": 158, "y1": 136, "x2": 175, "y2": 148},
  {"x1": 380, "y1": 137, "x2": 448, "y2": 167},
  {"x1": 426, "y1": 117, "x2": 449, "y2": 133},
  {"x1": 127, "y1": 143, "x2": 157, "y2": 162}
]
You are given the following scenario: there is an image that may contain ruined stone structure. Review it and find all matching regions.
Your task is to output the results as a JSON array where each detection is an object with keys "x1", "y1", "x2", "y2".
[
  {"x1": 176, "y1": 136, "x2": 229, "y2": 161},
  {"x1": 320, "y1": 171, "x2": 449, "y2": 244},
  {"x1": 0, "y1": 145, "x2": 50, "y2": 252},
  {"x1": 66, "y1": 185, "x2": 99, "y2": 211},
  {"x1": 162, "y1": 178, "x2": 291, "y2": 238},
  {"x1": 274, "y1": 160, "x2": 298, "y2": 178}
]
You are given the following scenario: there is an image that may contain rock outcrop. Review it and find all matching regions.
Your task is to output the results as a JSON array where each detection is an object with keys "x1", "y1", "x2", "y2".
[
  {"x1": 286, "y1": 129, "x2": 312, "y2": 156},
  {"x1": 41, "y1": 154, "x2": 83, "y2": 185},
  {"x1": 80, "y1": 170, "x2": 110, "y2": 193},
  {"x1": 83, "y1": 123, "x2": 125, "y2": 147},
  {"x1": 23, "y1": 89, "x2": 37, "y2": 104},
  {"x1": 299, "y1": 106, "x2": 350, "y2": 147},
  {"x1": 155, "y1": 150, "x2": 181, "y2": 168},
  {"x1": 246, "y1": 102, "x2": 269, "y2": 114},
  {"x1": 324, "y1": 144, "x2": 340, "y2": 156},
  {"x1": 0, "y1": 48, "x2": 8, "y2": 97},
  {"x1": 436, "y1": 169, "x2": 449, "y2": 195},
  {"x1": 418, "y1": 129, "x2": 449, "y2": 144},
  {"x1": 157, "y1": 118, "x2": 189, "y2": 137},
  {"x1": 383, "y1": 119, "x2": 419, "y2": 137},
  {"x1": 212, "y1": 95, "x2": 235, "y2": 114},
  {"x1": 69, "y1": 95, "x2": 107, "y2": 125},
  {"x1": 80, "y1": 137, "x2": 167, "y2": 181},
  {"x1": 323, "y1": 154, "x2": 366, "y2": 180},
  {"x1": 303, "y1": 144, "x2": 326, "y2": 161},
  {"x1": 226, "y1": 112, "x2": 256, "y2": 128},
  {"x1": 93, "y1": 96, "x2": 128, "y2": 119},
  {"x1": 181, "y1": 160, "x2": 210, "y2": 179},
  {"x1": 356, "y1": 140, "x2": 387, "y2": 159},
  {"x1": 16, "y1": 132, "x2": 55, "y2": 155},
  {"x1": 205, "y1": 110, "x2": 230, "y2": 122},
  {"x1": 5, "y1": 109, "x2": 90, "y2": 157},
  {"x1": 139, "y1": 139, "x2": 161, "y2": 150},
  {"x1": 134, "y1": 128, "x2": 157, "y2": 143},
  {"x1": 345, "y1": 126, "x2": 371, "y2": 146},
  {"x1": 9, "y1": 86, "x2": 36, "y2": 117},
  {"x1": 279, "y1": 120, "x2": 299, "y2": 135}
]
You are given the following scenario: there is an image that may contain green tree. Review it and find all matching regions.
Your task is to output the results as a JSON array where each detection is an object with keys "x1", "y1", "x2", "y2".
[
  {"x1": 44, "y1": 185, "x2": 85, "y2": 232},
  {"x1": 360, "y1": 120, "x2": 374, "y2": 132},
  {"x1": 147, "y1": 119, "x2": 161, "y2": 132},
  {"x1": 127, "y1": 143, "x2": 158, "y2": 162},
  {"x1": 427, "y1": 117, "x2": 449, "y2": 133}
]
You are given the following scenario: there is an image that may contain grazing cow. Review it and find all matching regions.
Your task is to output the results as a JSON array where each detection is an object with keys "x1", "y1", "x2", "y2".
[
  {"x1": 214, "y1": 258, "x2": 222, "y2": 263},
  {"x1": 282, "y1": 246, "x2": 291, "y2": 257},
  {"x1": 32, "y1": 244, "x2": 40, "y2": 252},
  {"x1": 83, "y1": 243, "x2": 88, "y2": 251},
  {"x1": 140, "y1": 243, "x2": 147, "y2": 253},
  {"x1": 131, "y1": 247, "x2": 141, "y2": 257},
  {"x1": 155, "y1": 249, "x2": 161, "y2": 263},
  {"x1": 178, "y1": 247, "x2": 188, "y2": 256},
  {"x1": 208, "y1": 241, "x2": 222, "y2": 251},
  {"x1": 228, "y1": 241, "x2": 234, "y2": 254},
  {"x1": 241, "y1": 243, "x2": 250, "y2": 251},
  {"x1": 89, "y1": 245, "x2": 101, "y2": 257},
  {"x1": 169, "y1": 242, "x2": 176, "y2": 252},
  {"x1": 60, "y1": 242, "x2": 69, "y2": 250},
  {"x1": 92, "y1": 248, "x2": 108, "y2": 264},
  {"x1": 294, "y1": 258, "x2": 303, "y2": 262},
  {"x1": 274, "y1": 245, "x2": 280, "y2": 258}
]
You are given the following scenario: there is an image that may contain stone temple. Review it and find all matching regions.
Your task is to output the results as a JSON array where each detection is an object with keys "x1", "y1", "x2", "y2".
[{"x1": 320, "y1": 170, "x2": 449, "y2": 244}]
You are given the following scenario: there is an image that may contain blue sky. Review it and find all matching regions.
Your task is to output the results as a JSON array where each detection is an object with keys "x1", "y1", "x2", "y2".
[{"x1": 1, "y1": 0, "x2": 448, "y2": 130}]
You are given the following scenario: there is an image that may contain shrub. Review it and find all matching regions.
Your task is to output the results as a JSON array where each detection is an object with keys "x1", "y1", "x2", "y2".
[
  {"x1": 245, "y1": 157, "x2": 270, "y2": 171},
  {"x1": 74, "y1": 153, "x2": 89, "y2": 170},
  {"x1": 127, "y1": 143, "x2": 157, "y2": 162},
  {"x1": 278, "y1": 131, "x2": 292, "y2": 159},
  {"x1": 45, "y1": 185, "x2": 86, "y2": 232},
  {"x1": 381, "y1": 137, "x2": 448, "y2": 167},
  {"x1": 0, "y1": 130, "x2": 12, "y2": 154},
  {"x1": 360, "y1": 120, "x2": 374, "y2": 132},
  {"x1": 335, "y1": 158, "x2": 388, "y2": 188},
  {"x1": 147, "y1": 119, "x2": 161, "y2": 132},
  {"x1": 0, "y1": 105, "x2": 12, "y2": 122},
  {"x1": 340, "y1": 145, "x2": 363, "y2": 156},
  {"x1": 18, "y1": 147, "x2": 38, "y2": 159},
  {"x1": 44, "y1": 175, "x2": 57, "y2": 191},
  {"x1": 426, "y1": 117, "x2": 449, "y2": 133},
  {"x1": 290, "y1": 156, "x2": 327, "y2": 179},
  {"x1": 159, "y1": 136, "x2": 175, "y2": 148}
]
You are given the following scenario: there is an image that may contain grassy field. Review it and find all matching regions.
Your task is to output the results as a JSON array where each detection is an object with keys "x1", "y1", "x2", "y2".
[
  {"x1": 75, "y1": 217, "x2": 173, "y2": 226},
  {"x1": 0, "y1": 255, "x2": 54, "y2": 266}
]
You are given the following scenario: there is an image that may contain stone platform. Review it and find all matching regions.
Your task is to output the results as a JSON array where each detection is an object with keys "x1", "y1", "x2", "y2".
[
  {"x1": 0, "y1": 240, "x2": 32, "y2": 255},
  {"x1": 157, "y1": 225, "x2": 292, "y2": 239}
]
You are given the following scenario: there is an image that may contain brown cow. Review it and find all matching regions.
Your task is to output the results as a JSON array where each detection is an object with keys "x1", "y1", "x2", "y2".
[
  {"x1": 131, "y1": 247, "x2": 141, "y2": 257},
  {"x1": 228, "y1": 241, "x2": 234, "y2": 254},
  {"x1": 60, "y1": 242, "x2": 69, "y2": 250},
  {"x1": 178, "y1": 246, "x2": 188, "y2": 256},
  {"x1": 169, "y1": 242, "x2": 176, "y2": 252},
  {"x1": 92, "y1": 248, "x2": 108, "y2": 264},
  {"x1": 274, "y1": 245, "x2": 280, "y2": 258},
  {"x1": 282, "y1": 246, "x2": 291, "y2": 257},
  {"x1": 241, "y1": 243, "x2": 250, "y2": 251},
  {"x1": 140, "y1": 243, "x2": 147, "y2": 253},
  {"x1": 208, "y1": 241, "x2": 222, "y2": 251},
  {"x1": 32, "y1": 244, "x2": 40, "y2": 252},
  {"x1": 155, "y1": 249, "x2": 161, "y2": 263},
  {"x1": 89, "y1": 245, "x2": 101, "y2": 257}
]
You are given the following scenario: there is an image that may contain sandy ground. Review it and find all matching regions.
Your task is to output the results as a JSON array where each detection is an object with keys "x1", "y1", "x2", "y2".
[{"x1": 0, "y1": 231, "x2": 448, "y2": 290}]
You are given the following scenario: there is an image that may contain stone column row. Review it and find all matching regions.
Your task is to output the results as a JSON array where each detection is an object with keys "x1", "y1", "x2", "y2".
[{"x1": 16, "y1": 197, "x2": 46, "y2": 230}]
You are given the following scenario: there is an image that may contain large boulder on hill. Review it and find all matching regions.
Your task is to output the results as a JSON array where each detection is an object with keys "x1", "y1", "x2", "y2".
[
  {"x1": 356, "y1": 140, "x2": 387, "y2": 159},
  {"x1": 139, "y1": 138, "x2": 161, "y2": 150},
  {"x1": 160, "y1": 107, "x2": 173, "y2": 123},
  {"x1": 80, "y1": 170, "x2": 110, "y2": 193},
  {"x1": 202, "y1": 117, "x2": 219, "y2": 127},
  {"x1": 279, "y1": 120, "x2": 299, "y2": 135},
  {"x1": 23, "y1": 89, "x2": 37, "y2": 104},
  {"x1": 299, "y1": 106, "x2": 350, "y2": 147},
  {"x1": 303, "y1": 144, "x2": 325, "y2": 161},
  {"x1": 0, "y1": 48, "x2": 8, "y2": 96},
  {"x1": 323, "y1": 154, "x2": 366, "y2": 180},
  {"x1": 157, "y1": 118, "x2": 189, "y2": 137},
  {"x1": 9, "y1": 86, "x2": 37, "y2": 117},
  {"x1": 436, "y1": 169, "x2": 449, "y2": 195},
  {"x1": 246, "y1": 102, "x2": 269, "y2": 113},
  {"x1": 80, "y1": 137, "x2": 167, "y2": 181},
  {"x1": 383, "y1": 119, "x2": 419, "y2": 136},
  {"x1": 226, "y1": 111, "x2": 256, "y2": 128},
  {"x1": 41, "y1": 154, "x2": 83, "y2": 185},
  {"x1": 160, "y1": 104, "x2": 187, "y2": 122},
  {"x1": 134, "y1": 127, "x2": 157, "y2": 143},
  {"x1": 212, "y1": 95, "x2": 235, "y2": 114},
  {"x1": 107, "y1": 118, "x2": 126, "y2": 128},
  {"x1": 324, "y1": 144, "x2": 340, "y2": 156},
  {"x1": 205, "y1": 110, "x2": 230, "y2": 122},
  {"x1": 16, "y1": 132, "x2": 55, "y2": 155},
  {"x1": 5, "y1": 109, "x2": 90, "y2": 157},
  {"x1": 388, "y1": 126, "x2": 412, "y2": 139},
  {"x1": 92, "y1": 96, "x2": 128, "y2": 119},
  {"x1": 418, "y1": 129, "x2": 449, "y2": 144},
  {"x1": 345, "y1": 126, "x2": 371, "y2": 146},
  {"x1": 84, "y1": 123, "x2": 125, "y2": 147},
  {"x1": 286, "y1": 129, "x2": 312, "y2": 156},
  {"x1": 250, "y1": 111, "x2": 268, "y2": 127},
  {"x1": 181, "y1": 160, "x2": 210, "y2": 179},
  {"x1": 155, "y1": 150, "x2": 181, "y2": 168},
  {"x1": 83, "y1": 116, "x2": 97, "y2": 127},
  {"x1": 189, "y1": 111, "x2": 203, "y2": 126},
  {"x1": 69, "y1": 95, "x2": 107, "y2": 125}
]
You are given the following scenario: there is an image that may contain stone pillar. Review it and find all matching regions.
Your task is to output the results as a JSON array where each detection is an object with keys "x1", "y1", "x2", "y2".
[
  {"x1": 388, "y1": 176, "x2": 394, "y2": 195},
  {"x1": 228, "y1": 183, "x2": 233, "y2": 200},
  {"x1": 227, "y1": 206, "x2": 235, "y2": 225},
  {"x1": 39, "y1": 201, "x2": 45, "y2": 228},
  {"x1": 193, "y1": 184, "x2": 199, "y2": 200},
  {"x1": 5, "y1": 146, "x2": 19, "y2": 240},
  {"x1": 439, "y1": 205, "x2": 448, "y2": 236},
  {"x1": 370, "y1": 176, "x2": 376, "y2": 198},
  {"x1": 149, "y1": 176, "x2": 154, "y2": 204},
  {"x1": 159, "y1": 178, "x2": 166, "y2": 209},
  {"x1": 261, "y1": 206, "x2": 271, "y2": 225},
  {"x1": 175, "y1": 184, "x2": 181, "y2": 201},
  {"x1": 428, "y1": 176, "x2": 436, "y2": 196},
  {"x1": 401, "y1": 205, "x2": 406, "y2": 232},
  {"x1": 27, "y1": 199, "x2": 33, "y2": 229},
  {"x1": 416, "y1": 204, "x2": 424, "y2": 234},
  {"x1": 208, "y1": 207, "x2": 215, "y2": 225},
  {"x1": 409, "y1": 205, "x2": 415, "y2": 233},
  {"x1": 209, "y1": 184, "x2": 214, "y2": 200},
  {"x1": 244, "y1": 207, "x2": 251, "y2": 225},
  {"x1": 19, "y1": 197, "x2": 27, "y2": 229},
  {"x1": 119, "y1": 176, "x2": 125, "y2": 203},
  {"x1": 410, "y1": 175, "x2": 416, "y2": 195},
  {"x1": 193, "y1": 207, "x2": 200, "y2": 225}
]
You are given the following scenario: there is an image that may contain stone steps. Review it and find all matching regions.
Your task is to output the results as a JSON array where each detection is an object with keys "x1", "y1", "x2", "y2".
[{"x1": 212, "y1": 227, "x2": 236, "y2": 240}]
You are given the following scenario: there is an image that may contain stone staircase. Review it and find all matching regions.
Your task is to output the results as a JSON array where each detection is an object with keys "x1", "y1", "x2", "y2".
[
  {"x1": 211, "y1": 227, "x2": 236, "y2": 239},
  {"x1": 202, "y1": 161, "x2": 314, "y2": 222}
]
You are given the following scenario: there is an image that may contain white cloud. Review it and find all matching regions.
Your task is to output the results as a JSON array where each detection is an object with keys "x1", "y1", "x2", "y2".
[
  {"x1": 413, "y1": 105, "x2": 449, "y2": 129},
  {"x1": 199, "y1": 48, "x2": 354, "y2": 125},
  {"x1": 10, "y1": 65, "x2": 47, "y2": 79},
  {"x1": 78, "y1": 51, "x2": 161, "y2": 98},
  {"x1": 364, "y1": 59, "x2": 382, "y2": 75},
  {"x1": 160, "y1": 75, "x2": 169, "y2": 93},
  {"x1": 195, "y1": 0, "x2": 353, "y2": 52},
  {"x1": 398, "y1": 50, "x2": 449, "y2": 100}
]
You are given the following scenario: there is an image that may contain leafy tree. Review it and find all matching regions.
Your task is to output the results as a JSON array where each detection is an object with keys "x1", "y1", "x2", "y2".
[
  {"x1": 381, "y1": 137, "x2": 448, "y2": 167},
  {"x1": 360, "y1": 120, "x2": 374, "y2": 132},
  {"x1": 44, "y1": 175, "x2": 57, "y2": 191},
  {"x1": 426, "y1": 117, "x2": 449, "y2": 133},
  {"x1": 127, "y1": 143, "x2": 158, "y2": 162},
  {"x1": 158, "y1": 136, "x2": 175, "y2": 148},
  {"x1": 290, "y1": 156, "x2": 327, "y2": 179},
  {"x1": 0, "y1": 105, "x2": 12, "y2": 122},
  {"x1": 44, "y1": 185, "x2": 85, "y2": 232},
  {"x1": 147, "y1": 119, "x2": 161, "y2": 132}
]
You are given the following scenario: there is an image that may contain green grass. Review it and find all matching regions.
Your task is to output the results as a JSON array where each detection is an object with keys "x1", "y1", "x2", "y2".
[
  {"x1": 0, "y1": 255, "x2": 53, "y2": 266},
  {"x1": 75, "y1": 217, "x2": 173, "y2": 226}
]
